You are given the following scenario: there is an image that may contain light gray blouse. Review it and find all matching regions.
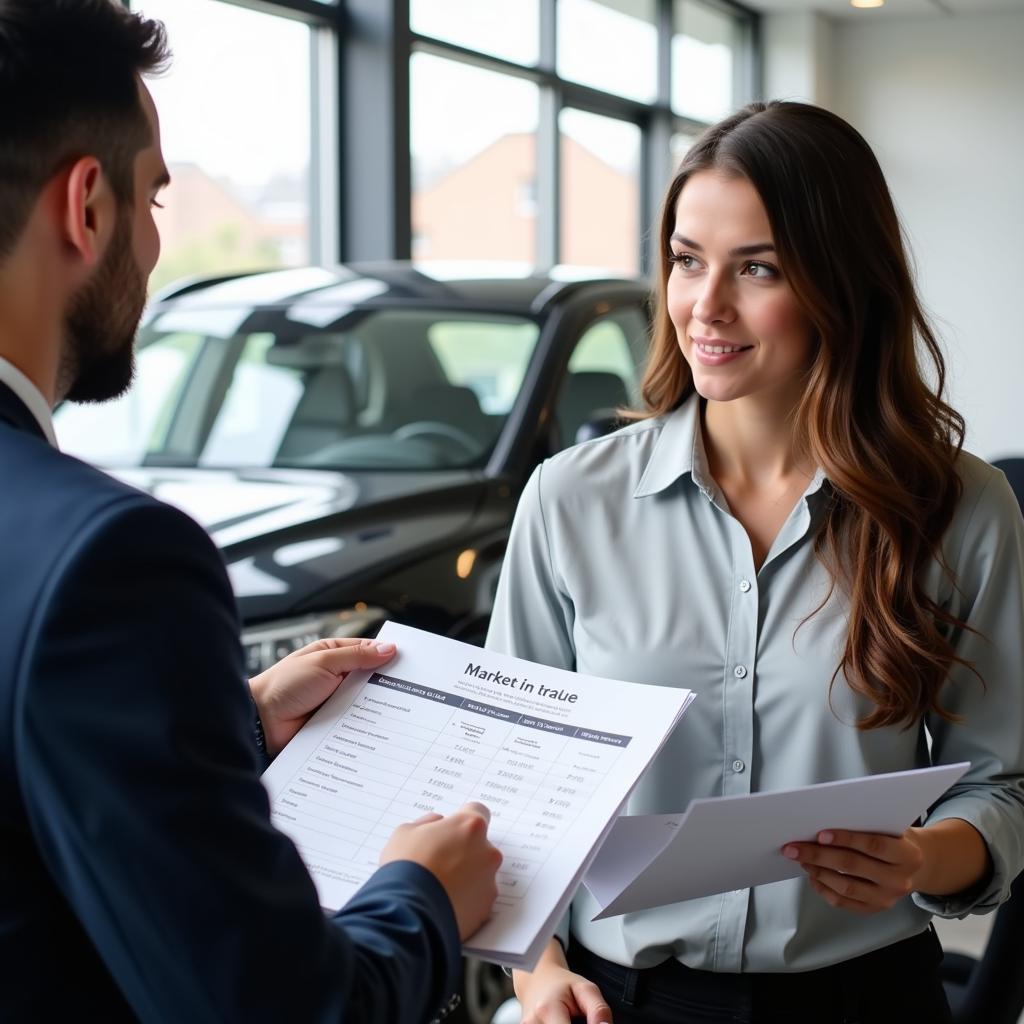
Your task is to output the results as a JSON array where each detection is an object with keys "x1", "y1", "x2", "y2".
[{"x1": 486, "y1": 395, "x2": 1024, "y2": 973}]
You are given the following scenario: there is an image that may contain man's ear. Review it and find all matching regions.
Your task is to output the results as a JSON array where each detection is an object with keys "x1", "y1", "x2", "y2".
[{"x1": 62, "y1": 157, "x2": 116, "y2": 269}]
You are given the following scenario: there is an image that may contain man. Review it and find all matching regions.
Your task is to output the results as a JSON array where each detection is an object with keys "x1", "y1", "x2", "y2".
[{"x1": 0, "y1": 2, "x2": 501, "y2": 1021}]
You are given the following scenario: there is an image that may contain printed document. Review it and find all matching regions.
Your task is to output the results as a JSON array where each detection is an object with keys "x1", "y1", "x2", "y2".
[
  {"x1": 583, "y1": 761, "x2": 970, "y2": 919},
  {"x1": 262, "y1": 622, "x2": 695, "y2": 969}
]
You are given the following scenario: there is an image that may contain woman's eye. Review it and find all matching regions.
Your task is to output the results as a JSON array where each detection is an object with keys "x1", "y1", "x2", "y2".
[
  {"x1": 669, "y1": 252, "x2": 698, "y2": 270},
  {"x1": 744, "y1": 261, "x2": 777, "y2": 279}
]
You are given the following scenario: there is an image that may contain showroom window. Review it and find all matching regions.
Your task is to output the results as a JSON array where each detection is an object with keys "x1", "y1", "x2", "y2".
[
  {"x1": 410, "y1": 53, "x2": 540, "y2": 264},
  {"x1": 557, "y1": 0, "x2": 659, "y2": 104},
  {"x1": 559, "y1": 108, "x2": 642, "y2": 275},
  {"x1": 128, "y1": 0, "x2": 336, "y2": 290},
  {"x1": 128, "y1": 0, "x2": 757, "y2": 284},
  {"x1": 411, "y1": 0, "x2": 541, "y2": 66},
  {"x1": 673, "y1": 0, "x2": 754, "y2": 124},
  {"x1": 410, "y1": 0, "x2": 758, "y2": 275}
]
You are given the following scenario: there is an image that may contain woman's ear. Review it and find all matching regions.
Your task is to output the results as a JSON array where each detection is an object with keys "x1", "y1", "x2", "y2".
[{"x1": 61, "y1": 157, "x2": 115, "y2": 270}]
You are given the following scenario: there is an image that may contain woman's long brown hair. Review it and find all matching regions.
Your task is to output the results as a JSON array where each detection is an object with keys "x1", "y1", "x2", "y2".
[{"x1": 641, "y1": 101, "x2": 973, "y2": 730}]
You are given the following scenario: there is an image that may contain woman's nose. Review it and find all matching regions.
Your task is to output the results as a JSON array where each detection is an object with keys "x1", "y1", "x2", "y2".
[{"x1": 692, "y1": 272, "x2": 734, "y2": 325}]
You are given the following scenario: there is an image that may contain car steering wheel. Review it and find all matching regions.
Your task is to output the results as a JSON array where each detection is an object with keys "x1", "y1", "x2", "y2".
[{"x1": 391, "y1": 420, "x2": 480, "y2": 455}]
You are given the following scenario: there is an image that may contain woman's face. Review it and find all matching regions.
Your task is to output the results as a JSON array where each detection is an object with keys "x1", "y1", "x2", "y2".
[{"x1": 667, "y1": 170, "x2": 815, "y2": 408}]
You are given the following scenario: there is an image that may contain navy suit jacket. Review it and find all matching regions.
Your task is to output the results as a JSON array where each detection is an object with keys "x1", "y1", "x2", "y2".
[{"x1": 0, "y1": 381, "x2": 461, "y2": 1022}]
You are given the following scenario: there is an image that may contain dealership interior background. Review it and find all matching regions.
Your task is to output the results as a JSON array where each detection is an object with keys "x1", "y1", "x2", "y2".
[{"x1": 88, "y1": 1, "x2": 1024, "y2": 1021}]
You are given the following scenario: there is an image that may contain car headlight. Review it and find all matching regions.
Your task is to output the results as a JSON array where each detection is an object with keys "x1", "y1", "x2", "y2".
[{"x1": 241, "y1": 605, "x2": 387, "y2": 675}]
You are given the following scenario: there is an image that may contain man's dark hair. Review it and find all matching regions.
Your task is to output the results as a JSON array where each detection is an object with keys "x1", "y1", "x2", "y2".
[{"x1": 0, "y1": 0, "x2": 169, "y2": 259}]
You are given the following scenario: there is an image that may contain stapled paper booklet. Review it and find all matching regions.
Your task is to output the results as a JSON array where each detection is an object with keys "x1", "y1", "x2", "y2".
[{"x1": 262, "y1": 622, "x2": 696, "y2": 969}]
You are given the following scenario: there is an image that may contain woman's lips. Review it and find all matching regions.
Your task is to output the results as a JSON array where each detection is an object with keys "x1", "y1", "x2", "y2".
[{"x1": 692, "y1": 337, "x2": 754, "y2": 366}]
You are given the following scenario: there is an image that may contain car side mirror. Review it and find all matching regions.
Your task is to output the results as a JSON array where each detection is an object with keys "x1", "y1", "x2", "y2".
[{"x1": 575, "y1": 411, "x2": 622, "y2": 445}]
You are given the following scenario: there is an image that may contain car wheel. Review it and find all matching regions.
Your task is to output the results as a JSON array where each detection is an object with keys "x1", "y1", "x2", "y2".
[{"x1": 456, "y1": 956, "x2": 515, "y2": 1024}]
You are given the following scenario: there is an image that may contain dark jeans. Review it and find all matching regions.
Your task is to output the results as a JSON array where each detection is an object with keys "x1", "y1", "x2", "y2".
[{"x1": 567, "y1": 928, "x2": 953, "y2": 1024}]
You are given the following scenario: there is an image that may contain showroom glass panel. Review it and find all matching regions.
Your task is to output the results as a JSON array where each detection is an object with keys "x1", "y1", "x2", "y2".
[
  {"x1": 672, "y1": 0, "x2": 739, "y2": 123},
  {"x1": 411, "y1": 53, "x2": 539, "y2": 264},
  {"x1": 557, "y1": 0, "x2": 658, "y2": 104},
  {"x1": 671, "y1": 131, "x2": 700, "y2": 170},
  {"x1": 559, "y1": 109, "x2": 641, "y2": 275},
  {"x1": 411, "y1": 0, "x2": 539, "y2": 66},
  {"x1": 134, "y1": 0, "x2": 313, "y2": 293}
]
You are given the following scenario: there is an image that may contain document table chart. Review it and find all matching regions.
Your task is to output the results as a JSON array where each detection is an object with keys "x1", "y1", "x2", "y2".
[{"x1": 272, "y1": 672, "x2": 630, "y2": 912}]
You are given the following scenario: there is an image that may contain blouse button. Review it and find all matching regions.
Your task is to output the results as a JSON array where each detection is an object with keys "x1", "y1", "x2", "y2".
[
  {"x1": 732, "y1": 759, "x2": 746, "y2": 773},
  {"x1": 739, "y1": 579, "x2": 752, "y2": 593},
  {"x1": 734, "y1": 665, "x2": 748, "y2": 679}
]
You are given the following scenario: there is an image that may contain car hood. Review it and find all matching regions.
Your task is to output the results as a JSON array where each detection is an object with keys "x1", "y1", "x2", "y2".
[{"x1": 109, "y1": 466, "x2": 483, "y2": 620}]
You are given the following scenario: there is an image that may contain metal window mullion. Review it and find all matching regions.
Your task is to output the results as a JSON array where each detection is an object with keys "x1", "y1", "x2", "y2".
[
  {"x1": 643, "y1": 110, "x2": 674, "y2": 276},
  {"x1": 197, "y1": 0, "x2": 343, "y2": 26},
  {"x1": 537, "y1": 0, "x2": 558, "y2": 269},
  {"x1": 539, "y1": 0, "x2": 557, "y2": 72},
  {"x1": 392, "y1": 0, "x2": 412, "y2": 259},
  {"x1": 411, "y1": 35, "x2": 545, "y2": 84},
  {"x1": 310, "y1": 23, "x2": 341, "y2": 265},
  {"x1": 537, "y1": 82, "x2": 560, "y2": 270},
  {"x1": 558, "y1": 80, "x2": 662, "y2": 124},
  {"x1": 341, "y1": 0, "x2": 409, "y2": 261},
  {"x1": 410, "y1": 41, "x2": 677, "y2": 125},
  {"x1": 657, "y1": 0, "x2": 673, "y2": 108},
  {"x1": 642, "y1": 0, "x2": 676, "y2": 276}
]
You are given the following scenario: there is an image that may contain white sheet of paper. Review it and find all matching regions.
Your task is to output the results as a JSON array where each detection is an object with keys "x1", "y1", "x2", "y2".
[
  {"x1": 584, "y1": 761, "x2": 970, "y2": 920},
  {"x1": 262, "y1": 622, "x2": 696, "y2": 969}
]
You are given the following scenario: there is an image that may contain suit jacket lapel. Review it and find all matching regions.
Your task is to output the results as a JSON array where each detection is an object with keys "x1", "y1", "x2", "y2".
[{"x1": 0, "y1": 379, "x2": 47, "y2": 442}]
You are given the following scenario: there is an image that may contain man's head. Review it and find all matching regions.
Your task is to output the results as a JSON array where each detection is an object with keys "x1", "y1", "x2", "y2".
[{"x1": 0, "y1": 0, "x2": 170, "y2": 403}]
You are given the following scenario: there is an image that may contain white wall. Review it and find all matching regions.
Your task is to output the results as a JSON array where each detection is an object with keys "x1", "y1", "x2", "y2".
[
  {"x1": 762, "y1": 11, "x2": 834, "y2": 110},
  {"x1": 827, "y1": 11, "x2": 1024, "y2": 462}
]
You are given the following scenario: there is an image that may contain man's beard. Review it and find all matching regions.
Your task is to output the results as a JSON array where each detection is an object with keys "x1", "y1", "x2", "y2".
[{"x1": 61, "y1": 209, "x2": 148, "y2": 405}]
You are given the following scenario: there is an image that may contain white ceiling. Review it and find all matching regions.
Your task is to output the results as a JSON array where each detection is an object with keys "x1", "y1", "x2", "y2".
[{"x1": 739, "y1": 0, "x2": 1024, "y2": 18}]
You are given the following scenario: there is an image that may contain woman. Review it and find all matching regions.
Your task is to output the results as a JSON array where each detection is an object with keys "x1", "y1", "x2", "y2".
[{"x1": 487, "y1": 101, "x2": 1024, "y2": 1024}]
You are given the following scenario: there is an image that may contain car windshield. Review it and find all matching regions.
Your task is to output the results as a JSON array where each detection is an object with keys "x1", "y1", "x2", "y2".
[{"x1": 55, "y1": 305, "x2": 541, "y2": 471}]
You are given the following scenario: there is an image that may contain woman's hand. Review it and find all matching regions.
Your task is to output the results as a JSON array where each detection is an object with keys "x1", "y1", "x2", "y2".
[
  {"x1": 249, "y1": 637, "x2": 396, "y2": 755},
  {"x1": 782, "y1": 828, "x2": 925, "y2": 913},
  {"x1": 513, "y1": 940, "x2": 613, "y2": 1024},
  {"x1": 784, "y1": 817, "x2": 992, "y2": 913}
]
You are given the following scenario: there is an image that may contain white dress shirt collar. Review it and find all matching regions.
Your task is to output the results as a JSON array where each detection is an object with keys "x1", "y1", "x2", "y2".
[{"x1": 0, "y1": 355, "x2": 58, "y2": 447}]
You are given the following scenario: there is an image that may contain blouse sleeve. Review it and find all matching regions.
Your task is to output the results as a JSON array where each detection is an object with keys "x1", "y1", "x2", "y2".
[
  {"x1": 914, "y1": 467, "x2": 1024, "y2": 917},
  {"x1": 486, "y1": 463, "x2": 576, "y2": 672}
]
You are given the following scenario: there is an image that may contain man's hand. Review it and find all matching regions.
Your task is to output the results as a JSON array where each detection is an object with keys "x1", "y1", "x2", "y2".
[
  {"x1": 513, "y1": 939, "x2": 612, "y2": 1024},
  {"x1": 249, "y1": 637, "x2": 396, "y2": 756},
  {"x1": 380, "y1": 802, "x2": 503, "y2": 940}
]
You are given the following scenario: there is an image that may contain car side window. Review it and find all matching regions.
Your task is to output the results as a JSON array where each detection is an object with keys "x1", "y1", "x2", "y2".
[
  {"x1": 555, "y1": 306, "x2": 649, "y2": 450},
  {"x1": 426, "y1": 319, "x2": 539, "y2": 415},
  {"x1": 200, "y1": 334, "x2": 304, "y2": 466}
]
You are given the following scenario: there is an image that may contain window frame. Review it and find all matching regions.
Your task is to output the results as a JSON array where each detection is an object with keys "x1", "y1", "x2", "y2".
[
  {"x1": 408, "y1": 0, "x2": 760, "y2": 274},
  {"x1": 125, "y1": 0, "x2": 343, "y2": 268},
  {"x1": 125, "y1": 0, "x2": 759, "y2": 273}
]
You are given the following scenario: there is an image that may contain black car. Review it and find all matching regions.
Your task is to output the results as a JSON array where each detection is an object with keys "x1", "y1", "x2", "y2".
[{"x1": 55, "y1": 261, "x2": 651, "y2": 1024}]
